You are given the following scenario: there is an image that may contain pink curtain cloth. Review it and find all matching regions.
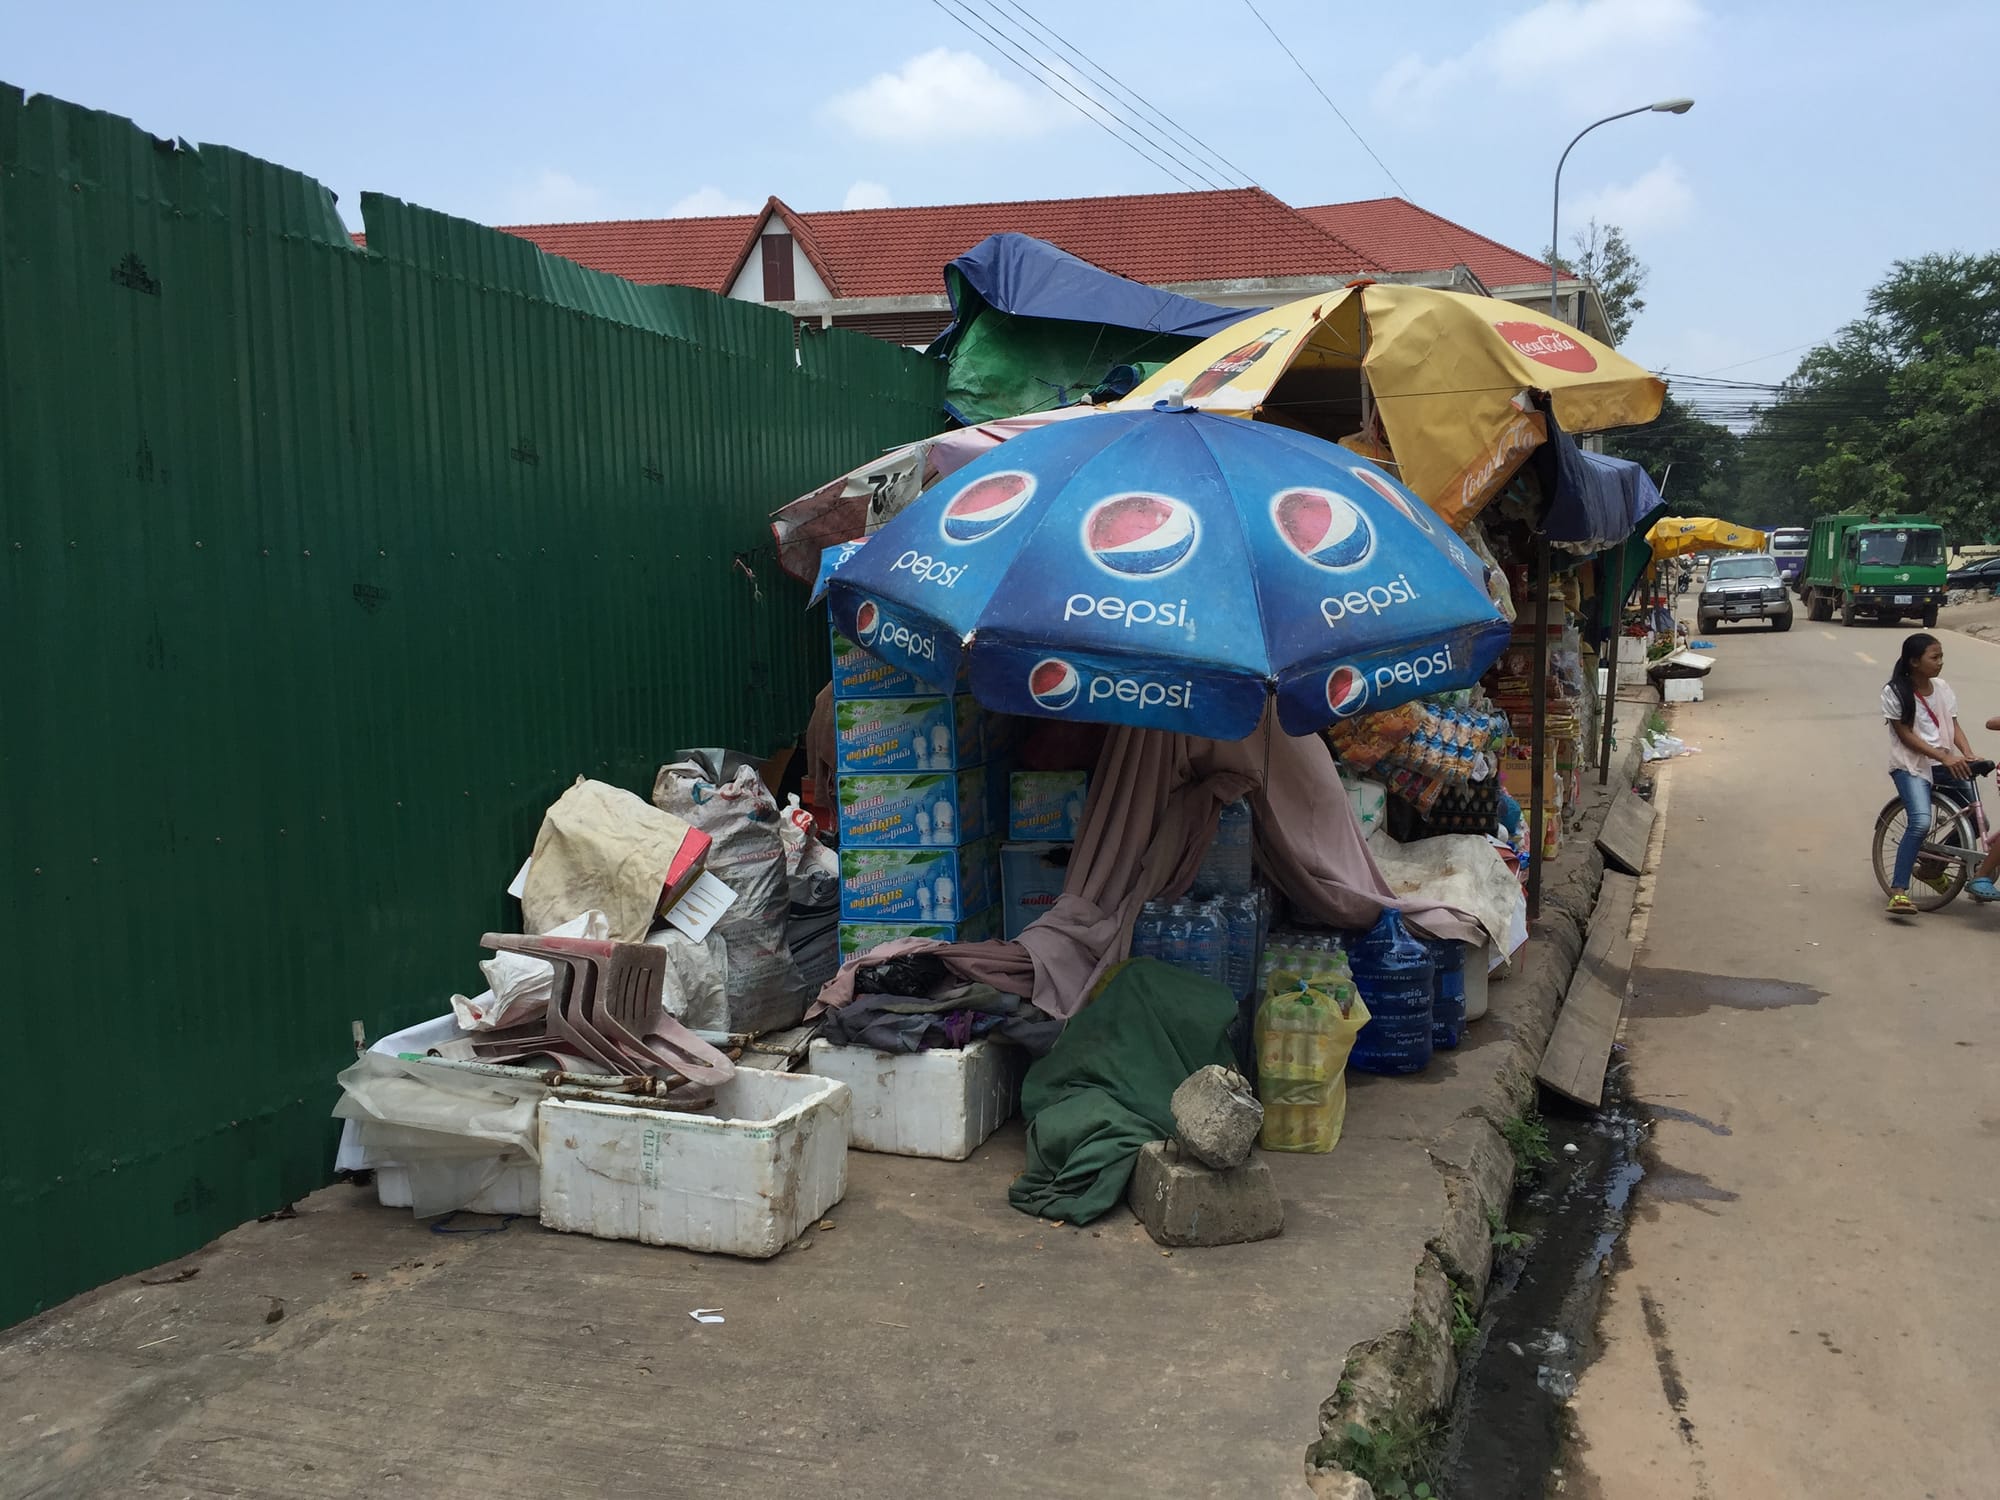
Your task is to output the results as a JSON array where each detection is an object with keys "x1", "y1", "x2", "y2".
[{"x1": 815, "y1": 710, "x2": 1484, "y2": 1020}]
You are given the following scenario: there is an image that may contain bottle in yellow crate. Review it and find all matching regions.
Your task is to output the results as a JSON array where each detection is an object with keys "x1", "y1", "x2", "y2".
[{"x1": 1255, "y1": 970, "x2": 1371, "y2": 1153}]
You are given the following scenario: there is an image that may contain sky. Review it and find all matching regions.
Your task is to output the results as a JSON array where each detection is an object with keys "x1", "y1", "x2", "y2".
[{"x1": 7, "y1": 0, "x2": 1999, "y2": 387}]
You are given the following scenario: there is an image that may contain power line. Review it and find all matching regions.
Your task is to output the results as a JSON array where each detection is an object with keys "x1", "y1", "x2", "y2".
[
  {"x1": 1237, "y1": 0, "x2": 1476, "y2": 283},
  {"x1": 984, "y1": 0, "x2": 1261, "y2": 188},
  {"x1": 929, "y1": 0, "x2": 1218, "y2": 191}
]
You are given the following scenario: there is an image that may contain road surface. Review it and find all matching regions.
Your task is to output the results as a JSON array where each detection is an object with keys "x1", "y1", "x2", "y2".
[{"x1": 1568, "y1": 611, "x2": 2000, "y2": 1499}]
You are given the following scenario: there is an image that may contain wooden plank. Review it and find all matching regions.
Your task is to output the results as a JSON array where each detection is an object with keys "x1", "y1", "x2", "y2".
[
  {"x1": 1596, "y1": 786, "x2": 1658, "y2": 876},
  {"x1": 1538, "y1": 873, "x2": 1639, "y2": 1107}
]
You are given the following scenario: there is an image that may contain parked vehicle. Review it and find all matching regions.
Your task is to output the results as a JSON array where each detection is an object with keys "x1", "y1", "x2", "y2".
[
  {"x1": 1801, "y1": 514, "x2": 1948, "y2": 626},
  {"x1": 1696, "y1": 553, "x2": 1793, "y2": 632},
  {"x1": 1946, "y1": 554, "x2": 2000, "y2": 592},
  {"x1": 1769, "y1": 525, "x2": 1809, "y2": 587}
]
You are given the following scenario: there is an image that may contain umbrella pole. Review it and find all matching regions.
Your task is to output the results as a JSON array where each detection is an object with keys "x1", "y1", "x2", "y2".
[
  {"x1": 1528, "y1": 533, "x2": 1552, "y2": 923},
  {"x1": 1598, "y1": 537, "x2": 1624, "y2": 787}
]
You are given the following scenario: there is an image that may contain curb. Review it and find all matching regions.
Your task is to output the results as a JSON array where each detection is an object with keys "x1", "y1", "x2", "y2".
[{"x1": 1308, "y1": 708, "x2": 1647, "y2": 1488}]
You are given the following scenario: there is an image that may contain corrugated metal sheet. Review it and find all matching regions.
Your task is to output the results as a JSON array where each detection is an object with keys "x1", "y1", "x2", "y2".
[{"x1": 0, "y1": 82, "x2": 946, "y2": 1329}]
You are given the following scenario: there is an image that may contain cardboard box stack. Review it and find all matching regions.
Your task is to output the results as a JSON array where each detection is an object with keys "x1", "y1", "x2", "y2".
[
  {"x1": 1000, "y1": 770, "x2": 1087, "y2": 940},
  {"x1": 833, "y1": 624, "x2": 1001, "y2": 958}
]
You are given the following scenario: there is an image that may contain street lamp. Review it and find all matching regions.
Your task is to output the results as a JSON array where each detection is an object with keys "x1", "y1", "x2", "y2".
[
  {"x1": 1529, "y1": 97, "x2": 1692, "y2": 921},
  {"x1": 1549, "y1": 98, "x2": 1694, "y2": 322}
]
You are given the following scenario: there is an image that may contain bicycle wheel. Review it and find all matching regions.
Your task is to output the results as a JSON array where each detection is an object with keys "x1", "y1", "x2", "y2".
[{"x1": 1872, "y1": 794, "x2": 1972, "y2": 908}]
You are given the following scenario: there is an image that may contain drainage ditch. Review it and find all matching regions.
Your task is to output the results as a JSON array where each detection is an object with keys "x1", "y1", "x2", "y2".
[{"x1": 1434, "y1": 1082, "x2": 1645, "y2": 1499}]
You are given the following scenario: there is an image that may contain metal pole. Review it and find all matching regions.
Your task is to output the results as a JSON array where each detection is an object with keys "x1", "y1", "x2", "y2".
[
  {"x1": 1550, "y1": 102, "x2": 1691, "y2": 322},
  {"x1": 1599, "y1": 537, "x2": 1624, "y2": 785},
  {"x1": 1527, "y1": 534, "x2": 1553, "y2": 921}
]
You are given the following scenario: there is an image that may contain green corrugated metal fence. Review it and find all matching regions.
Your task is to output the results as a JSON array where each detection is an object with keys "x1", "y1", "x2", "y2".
[{"x1": 0, "y1": 83, "x2": 946, "y2": 1328}]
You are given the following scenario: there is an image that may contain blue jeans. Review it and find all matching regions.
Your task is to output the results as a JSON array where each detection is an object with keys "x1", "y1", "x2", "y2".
[{"x1": 1890, "y1": 768, "x2": 1971, "y2": 889}]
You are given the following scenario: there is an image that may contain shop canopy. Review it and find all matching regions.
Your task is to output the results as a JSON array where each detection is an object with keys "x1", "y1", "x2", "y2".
[
  {"x1": 1538, "y1": 434, "x2": 1666, "y2": 554},
  {"x1": 1117, "y1": 284, "x2": 1666, "y2": 532},
  {"x1": 1644, "y1": 516, "x2": 1769, "y2": 558},
  {"x1": 930, "y1": 234, "x2": 1256, "y2": 426}
]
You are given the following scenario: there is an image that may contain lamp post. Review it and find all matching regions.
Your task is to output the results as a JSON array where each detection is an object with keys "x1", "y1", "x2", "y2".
[
  {"x1": 1528, "y1": 97, "x2": 1691, "y2": 920},
  {"x1": 1548, "y1": 98, "x2": 1694, "y2": 322}
]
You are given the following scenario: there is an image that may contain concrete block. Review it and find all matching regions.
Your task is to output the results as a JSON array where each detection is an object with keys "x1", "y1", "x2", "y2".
[
  {"x1": 1127, "y1": 1139, "x2": 1284, "y2": 1247},
  {"x1": 1171, "y1": 1065, "x2": 1263, "y2": 1169}
]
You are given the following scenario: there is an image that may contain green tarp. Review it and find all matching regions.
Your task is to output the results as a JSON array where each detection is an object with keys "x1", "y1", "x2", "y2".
[{"x1": 1008, "y1": 959, "x2": 1236, "y2": 1225}]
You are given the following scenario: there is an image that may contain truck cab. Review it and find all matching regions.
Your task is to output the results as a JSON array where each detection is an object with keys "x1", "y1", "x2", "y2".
[
  {"x1": 1769, "y1": 526, "x2": 1809, "y2": 587},
  {"x1": 1802, "y1": 514, "x2": 1947, "y2": 627}
]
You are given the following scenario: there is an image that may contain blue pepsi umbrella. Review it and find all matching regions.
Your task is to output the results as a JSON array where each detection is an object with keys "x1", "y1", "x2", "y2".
[{"x1": 824, "y1": 404, "x2": 1510, "y2": 741}]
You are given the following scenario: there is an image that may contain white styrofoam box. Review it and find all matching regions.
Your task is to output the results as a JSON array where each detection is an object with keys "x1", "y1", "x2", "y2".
[
  {"x1": 537, "y1": 1070, "x2": 850, "y2": 1258},
  {"x1": 806, "y1": 1037, "x2": 1023, "y2": 1160},
  {"x1": 1617, "y1": 635, "x2": 1652, "y2": 665},
  {"x1": 374, "y1": 1160, "x2": 540, "y2": 1216},
  {"x1": 1463, "y1": 936, "x2": 1492, "y2": 1022},
  {"x1": 1662, "y1": 676, "x2": 1704, "y2": 703}
]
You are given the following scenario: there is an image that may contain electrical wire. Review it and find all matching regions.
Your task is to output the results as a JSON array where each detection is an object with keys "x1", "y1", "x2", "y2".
[
  {"x1": 982, "y1": 0, "x2": 1261, "y2": 188},
  {"x1": 1237, "y1": 0, "x2": 1479, "y2": 283},
  {"x1": 929, "y1": 0, "x2": 1217, "y2": 191}
]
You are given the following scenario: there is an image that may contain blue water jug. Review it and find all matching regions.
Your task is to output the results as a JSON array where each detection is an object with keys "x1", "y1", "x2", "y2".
[
  {"x1": 1193, "y1": 799, "x2": 1255, "y2": 897},
  {"x1": 1429, "y1": 939, "x2": 1466, "y2": 1050},
  {"x1": 1348, "y1": 909, "x2": 1436, "y2": 1075}
]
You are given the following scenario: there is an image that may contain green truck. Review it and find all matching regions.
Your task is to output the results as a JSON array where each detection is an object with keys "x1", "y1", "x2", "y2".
[{"x1": 1801, "y1": 514, "x2": 1948, "y2": 627}]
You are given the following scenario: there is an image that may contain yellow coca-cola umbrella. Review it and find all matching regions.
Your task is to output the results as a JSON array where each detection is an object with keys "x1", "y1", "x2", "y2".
[{"x1": 1117, "y1": 283, "x2": 1665, "y2": 532}]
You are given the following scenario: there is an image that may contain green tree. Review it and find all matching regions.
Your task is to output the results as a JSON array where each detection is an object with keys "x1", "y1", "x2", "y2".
[
  {"x1": 1544, "y1": 220, "x2": 1648, "y2": 345},
  {"x1": 1602, "y1": 391, "x2": 1741, "y2": 514},
  {"x1": 1739, "y1": 253, "x2": 2000, "y2": 540}
]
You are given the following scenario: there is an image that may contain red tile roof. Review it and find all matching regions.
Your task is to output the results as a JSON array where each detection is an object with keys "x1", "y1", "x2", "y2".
[
  {"x1": 498, "y1": 212, "x2": 758, "y2": 290},
  {"x1": 1298, "y1": 197, "x2": 1554, "y2": 290},
  {"x1": 786, "y1": 187, "x2": 1370, "y2": 296},
  {"x1": 492, "y1": 187, "x2": 1372, "y2": 297}
]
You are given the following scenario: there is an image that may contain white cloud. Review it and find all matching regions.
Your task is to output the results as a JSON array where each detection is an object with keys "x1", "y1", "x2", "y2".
[
  {"x1": 667, "y1": 186, "x2": 758, "y2": 218},
  {"x1": 1374, "y1": 0, "x2": 1705, "y2": 117},
  {"x1": 824, "y1": 47, "x2": 1051, "y2": 143},
  {"x1": 1574, "y1": 158, "x2": 1694, "y2": 233},
  {"x1": 506, "y1": 169, "x2": 603, "y2": 222},
  {"x1": 842, "y1": 180, "x2": 895, "y2": 211}
]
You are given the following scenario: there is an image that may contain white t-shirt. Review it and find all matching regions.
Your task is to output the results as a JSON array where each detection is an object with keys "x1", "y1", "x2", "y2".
[{"x1": 1883, "y1": 676, "x2": 1959, "y2": 776}]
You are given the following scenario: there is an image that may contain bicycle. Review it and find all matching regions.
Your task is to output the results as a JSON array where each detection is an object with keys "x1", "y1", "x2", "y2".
[{"x1": 1870, "y1": 759, "x2": 1998, "y2": 909}]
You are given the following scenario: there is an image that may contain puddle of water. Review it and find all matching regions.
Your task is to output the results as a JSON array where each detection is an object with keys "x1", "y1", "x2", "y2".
[
  {"x1": 1648, "y1": 1104, "x2": 1733, "y2": 1137},
  {"x1": 1628, "y1": 966, "x2": 1824, "y2": 1019}
]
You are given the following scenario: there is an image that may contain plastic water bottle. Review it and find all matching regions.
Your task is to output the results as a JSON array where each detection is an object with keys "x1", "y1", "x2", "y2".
[
  {"x1": 1162, "y1": 901, "x2": 1193, "y2": 973},
  {"x1": 1183, "y1": 901, "x2": 1224, "y2": 985},
  {"x1": 1223, "y1": 894, "x2": 1260, "y2": 1002},
  {"x1": 1430, "y1": 939, "x2": 1467, "y2": 1050},
  {"x1": 1193, "y1": 799, "x2": 1255, "y2": 897},
  {"x1": 1132, "y1": 901, "x2": 1166, "y2": 961},
  {"x1": 1348, "y1": 910, "x2": 1437, "y2": 1075}
]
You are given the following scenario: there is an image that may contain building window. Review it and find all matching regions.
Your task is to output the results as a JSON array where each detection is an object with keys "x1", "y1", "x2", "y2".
[{"x1": 760, "y1": 234, "x2": 795, "y2": 301}]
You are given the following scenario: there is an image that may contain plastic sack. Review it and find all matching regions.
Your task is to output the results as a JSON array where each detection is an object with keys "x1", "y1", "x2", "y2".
[
  {"x1": 1254, "y1": 971, "x2": 1369, "y2": 1154},
  {"x1": 653, "y1": 757, "x2": 808, "y2": 1033},
  {"x1": 449, "y1": 909, "x2": 610, "y2": 1030},
  {"x1": 332, "y1": 1052, "x2": 544, "y2": 1217},
  {"x1": 523, "y1": 778, "x2": 709, "y2": 941},
  {"x1": 781, "y1": 794, "x2": 841, "y2": 906},
  {"x1": 643, "y1": 925, "x2": 727, "y2": 1029}
]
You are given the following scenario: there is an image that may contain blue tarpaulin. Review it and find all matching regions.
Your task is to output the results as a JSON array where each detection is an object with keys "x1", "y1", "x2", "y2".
[
  {"x1": 929, "y1": 234, "x2": 1261, "y2": 426},
  {"x1": 932, "y1": 233, "x2": 1257, "y2": 353},
  {"x1": 1533, "y1": 407, "x2": 1665, "y2": 552}
]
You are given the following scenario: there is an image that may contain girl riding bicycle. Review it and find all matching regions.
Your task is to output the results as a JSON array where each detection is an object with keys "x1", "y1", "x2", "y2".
[{"x1": 1883, "y1": 632, "x2": 1983, "y2": 913}]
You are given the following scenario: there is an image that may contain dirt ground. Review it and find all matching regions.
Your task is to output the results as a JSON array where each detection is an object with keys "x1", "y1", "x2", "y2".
[{"x1": 1566, "y1": 612, "x2": 2000, "y2": 1498}]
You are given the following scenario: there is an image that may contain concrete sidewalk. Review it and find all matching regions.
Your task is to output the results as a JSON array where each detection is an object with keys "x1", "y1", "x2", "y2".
[{"x1": 0, "y1": 709, "x2": 1647, "y2": 1500}]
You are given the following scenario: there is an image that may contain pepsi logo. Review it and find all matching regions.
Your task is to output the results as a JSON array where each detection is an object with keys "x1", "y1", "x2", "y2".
[
  {"x1": 1274, "y1": 488, "x2": 1373, "y2": 569},
  {"x1": 853, "y1": 598, "x2": 881, "y2": 644},
  {"x1": 1028, "y1": 657, "x2": 1082, "y2": 712},
  {"x1": 1084, "y1": 493, "x2": 1198, "y2": 577},
  {"x1": 940, "y1": 470, "x2": 1035, "y2": 544},
  {"x1": 1492, "y1": 320, "x2": 1599, "y2": 374},
  {"x1": 1352, "y1": 466, "x2": 1437, "y2": 535},
  {"x1": 1325, "y1": 664, "x2": 1371, "y2": 718}
]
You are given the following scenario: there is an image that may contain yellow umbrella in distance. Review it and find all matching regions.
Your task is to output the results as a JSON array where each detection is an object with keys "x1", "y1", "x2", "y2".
[
  {"x1": 1120, "y1": 284, "x2": 1665, "y2": 531},
  {"x1": 1643, "y1": 516, "x2": 1769, "y2": 559}
]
